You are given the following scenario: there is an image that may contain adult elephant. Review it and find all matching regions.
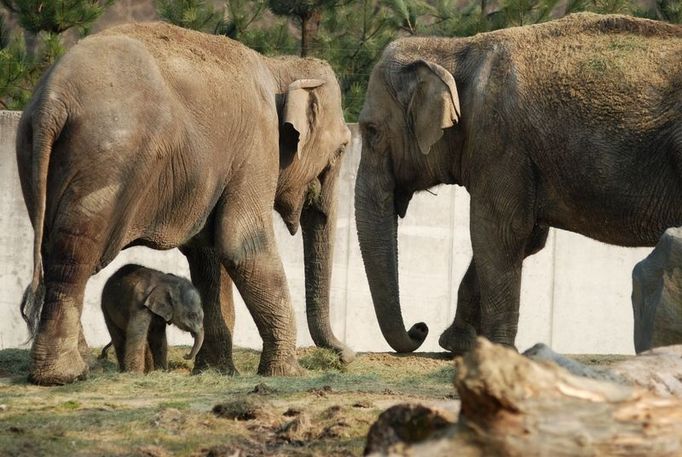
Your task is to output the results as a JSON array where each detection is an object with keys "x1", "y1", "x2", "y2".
[
  {"x1": 17, "y1": 22, "x2": 352, "y2": 385},
  {"x1": 355, "y1": 13, "x2": 682, "y2": 354}
]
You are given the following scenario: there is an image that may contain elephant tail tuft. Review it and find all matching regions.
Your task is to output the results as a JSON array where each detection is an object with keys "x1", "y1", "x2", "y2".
[{"x1": 20, "y1": 281, "x2": 45, "y2": 341}]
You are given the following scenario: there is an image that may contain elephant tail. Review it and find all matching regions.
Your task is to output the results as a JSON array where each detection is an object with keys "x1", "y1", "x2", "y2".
[
  {"x1": 99, "y1": 342, "x2": 113, "y2": 360},
  {"x1": 20, "y1": 98, "x2": 68, "y2": 339}
]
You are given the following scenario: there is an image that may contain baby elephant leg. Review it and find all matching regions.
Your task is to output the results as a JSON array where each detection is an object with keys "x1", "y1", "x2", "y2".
[
  {"x1": 148, "y1": 317, "x2": 169, "y2": 371},
  {"x1": 123, "y1": 310, "x2": 153, "y2": 373}
]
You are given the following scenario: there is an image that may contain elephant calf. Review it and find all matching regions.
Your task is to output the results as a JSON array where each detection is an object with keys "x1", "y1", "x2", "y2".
[{"x1": 101, "y1": 264, "x2": 204, "y2": 373}]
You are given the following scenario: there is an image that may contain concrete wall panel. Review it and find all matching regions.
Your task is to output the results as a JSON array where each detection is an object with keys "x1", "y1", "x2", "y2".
[{"x1": 0, "y1": 112, "x2": 653, "y2": 354}]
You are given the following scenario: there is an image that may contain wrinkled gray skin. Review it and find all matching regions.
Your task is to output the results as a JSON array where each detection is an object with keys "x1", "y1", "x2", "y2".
[
  {"x1": 355, "y1": 13, "x2": 682, "y2": 354},
  {"x1": 17, "y1": 22, "x2": 352, "y2": 385},
  {"x1": 101, "y1": 264, "x2": 204, "y2": 373}
]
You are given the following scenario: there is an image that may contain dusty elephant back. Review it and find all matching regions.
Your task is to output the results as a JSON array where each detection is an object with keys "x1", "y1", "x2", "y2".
[
  {"x1": 497, "y1": 14, "x2": 682, "y2": 131},
  {"x1": 387, "y1": 14, "x2": 680, "y2": 115},
  {"x1": 101, "y1": 264, "x2": 149, "y2": 308},
  {"x1": 95, "y1": 22, "x2": 270, "y2": 90}
]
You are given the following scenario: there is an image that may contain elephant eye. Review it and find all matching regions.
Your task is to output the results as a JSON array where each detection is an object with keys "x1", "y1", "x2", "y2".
[
  {"x1": 363, "y1": 124, "x2": 377, "y2": 138},
  {"x1": 361, "y1": 123, "x2": 381, "y2": 147}
]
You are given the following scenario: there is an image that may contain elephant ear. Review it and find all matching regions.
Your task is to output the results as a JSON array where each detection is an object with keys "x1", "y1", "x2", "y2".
[
  {"x1": 281, "y1": 79, "x2": 326, "y2": 159},
  {"x1": 143, "y1": 286, "x2": 173, "y2": 323},
  {"x1": 404, "y1": 60, "x2": 460, "y2": 155}
]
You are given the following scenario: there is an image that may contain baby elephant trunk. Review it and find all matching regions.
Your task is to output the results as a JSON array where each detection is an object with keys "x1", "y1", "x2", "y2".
[{"x1": 184, "y1": 328, "x2": 204, "y2": 360}]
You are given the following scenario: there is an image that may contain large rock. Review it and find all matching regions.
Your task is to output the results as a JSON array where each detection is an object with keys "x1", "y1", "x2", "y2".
[{"x1": 632, "y1": 227, "x2": 682, "y2": 353}]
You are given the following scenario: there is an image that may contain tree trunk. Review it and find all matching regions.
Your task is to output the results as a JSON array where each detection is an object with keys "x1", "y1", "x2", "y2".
[
  {"x1": 23, "y1": 31, "x2": 38, "y2": 60},
  {"x1": 366, "y1": 339, "x2": 682, "y2": 456},
  {"x1": 300, "y1": 9, "x2": 321, "y2": 57}
]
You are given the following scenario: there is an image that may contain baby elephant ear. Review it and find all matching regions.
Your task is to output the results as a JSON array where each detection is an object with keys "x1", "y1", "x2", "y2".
[
  {"x1": 406, "y1": 60, "x2": 460, "y2": 155},
  {"x1": 281, "y1": 79, "x2": 326, "y2": 159},
  {"x1": 143, "y1": 287, "x2": 173, "y2": 323}
]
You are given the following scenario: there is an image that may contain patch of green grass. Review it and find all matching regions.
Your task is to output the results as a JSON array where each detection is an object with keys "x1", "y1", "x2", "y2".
[
  {"x1": 58, "y1": 400, "x2": 81, "y2": 410},
  {"x1": 300, "y1": 347, "x2": 346, "y2": 372},
  {"x1": 158, "y1": 400, "x2": 191, "y2": 409},
  {"x1": 0, "y1": 348, "x2": 30, "y2": 379}
]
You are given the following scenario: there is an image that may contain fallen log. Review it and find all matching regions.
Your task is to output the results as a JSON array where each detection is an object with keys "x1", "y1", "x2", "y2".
[{"x1": 367, "y1": 339, "x2": 682, "y2": 456}]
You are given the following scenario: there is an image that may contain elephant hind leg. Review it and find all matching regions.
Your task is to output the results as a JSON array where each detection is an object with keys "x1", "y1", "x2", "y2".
[
  {"x1": 103, "y1": 312, "x2": 126, "y2": 371},
  {"x1": 181, "y1": 244, "x2": 237, "y2": 375},
  {"x1": 440, "y1": 259, "x2": 481, "y2": 354},
  {"x1": 214, "y1": 190, "x2": 302, "y2": 377},
  {"x1": 29, "y1": 225, "x2": 107, "y2": 385}
]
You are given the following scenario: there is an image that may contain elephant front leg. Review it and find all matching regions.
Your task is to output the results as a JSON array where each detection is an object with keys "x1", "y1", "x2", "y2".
[
  {"x1": 123, "y1": 310, "x2": 153, "y2": 373},
  {"x1": 217, "y1": 200, "x2": 302, "y2": 377},
  {"x1": 181, "y1": 245, "x2": 237, "y2": 375},
  {"x1": 469, "y1": 202, "x2": 534, "y2": 348},
  {"x1": 148, "y1": 318, "x2": 169, "y2": 371},
  {"x1": 439, "y1": 259, "x2": 481, "y2": 354}
]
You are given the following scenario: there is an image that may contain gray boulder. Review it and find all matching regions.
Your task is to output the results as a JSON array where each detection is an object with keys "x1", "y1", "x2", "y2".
[{"x1": 632, "y1": 227, "x2": 682, "y2": 353}]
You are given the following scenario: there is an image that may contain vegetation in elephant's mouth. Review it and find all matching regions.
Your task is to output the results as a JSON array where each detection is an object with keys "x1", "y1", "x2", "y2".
[{"x1": 0, "y1": 346, "x2": 457, "y2": 457}]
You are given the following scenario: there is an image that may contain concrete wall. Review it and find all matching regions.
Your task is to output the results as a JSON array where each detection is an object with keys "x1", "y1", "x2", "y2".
[{"x1": 0, "y1": 110, "x2": 652, "y2": 354}]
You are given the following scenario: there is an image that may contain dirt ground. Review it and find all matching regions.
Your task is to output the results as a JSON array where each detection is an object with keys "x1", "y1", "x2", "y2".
[{"x1": 0, "y1": 346, "x2": 630, "y2": 457}]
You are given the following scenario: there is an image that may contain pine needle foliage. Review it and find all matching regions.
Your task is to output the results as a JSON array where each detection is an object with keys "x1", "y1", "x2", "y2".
[
  {"x1": 1, "y1": 0, "x2": 679, "y2": 115},
  {"x1": 0, "y1": 0, "x2": 113, "y2": 35},
  {"x1": 156, "y1": 0, "x2": 222, "y2": 32}
]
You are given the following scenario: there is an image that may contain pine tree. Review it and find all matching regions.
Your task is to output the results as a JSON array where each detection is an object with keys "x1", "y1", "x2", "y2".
[
  {"x1": 0, "y1": 14, "x2": 28, "y2": 109},
  {"x1": 267, "y1": 0, "x2": 339, "y2": 56},
  {"x1": 0, "y1": 0, "x2": 112, "y2": 109},
  {"x1": 316, "y1": 0, "x2": 400, "y2": 120},
  {"x1": 156, "y1": 0, "x2": 222, "y2": 32},
  {"x1": 645, "y1": 0, "x2": 681, "y2": 23},
  {"x1": 216, "y1": 0, "x2": 267, "y2": 38},
  {"x1": 1, "y1": 0, "x2": 113, "y2": 55}
]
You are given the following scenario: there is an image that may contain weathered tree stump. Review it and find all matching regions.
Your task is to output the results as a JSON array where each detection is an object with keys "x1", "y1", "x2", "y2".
[
  {"x1": 367, "y1": 339, "x2": 682, "y2": 456},
  {"x1": 632, "y1": 226, "x2": 682, "y2": 352}
]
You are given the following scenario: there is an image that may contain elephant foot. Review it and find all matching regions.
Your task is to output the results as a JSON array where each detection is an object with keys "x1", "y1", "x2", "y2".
[
  {"x1": 192, "y1": 362, "x2": 238, "y2": 376},
  {"x1": 257, "y1": 351, "x2": 304, "y2": 377},
  {"x1": 29, "y1": 344, "x2": 88, "y2": 386},
  {"x1": 192, "y1": 349, "x2": 238, "y2": 376},
  {"x1": 439, "y1": 323, "x2": 477, "y2": 355}
]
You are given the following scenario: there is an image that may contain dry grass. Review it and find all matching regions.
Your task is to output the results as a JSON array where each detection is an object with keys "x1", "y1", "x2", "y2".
[
  {"x1": 0, "y1": 346, "x2": 456, "y2": 457},
  {"x1": 0, "y1": 346, "x2": 630, "y2": 456}
]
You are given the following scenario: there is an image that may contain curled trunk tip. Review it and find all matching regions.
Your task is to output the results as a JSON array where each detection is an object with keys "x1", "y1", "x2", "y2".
[{"x1": 185, "y1": 329, "x2": 204, "y2": 360}]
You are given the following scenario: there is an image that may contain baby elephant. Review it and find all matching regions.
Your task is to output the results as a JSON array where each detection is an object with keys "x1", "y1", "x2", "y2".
[{"x1": 100, "y1": 264, "x2": 204, "y2": 373}]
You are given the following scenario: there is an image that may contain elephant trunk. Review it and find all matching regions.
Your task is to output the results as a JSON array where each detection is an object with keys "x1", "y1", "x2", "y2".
[
  {"x1": 185, "y1": 328, "x2": 204, "y2": 360},
  {"x1": 354, "y1": 160, "x2": 428, "y2": 353},
  {"x1": 301, "y1": 165, "x2": 355, "y2": 363}
]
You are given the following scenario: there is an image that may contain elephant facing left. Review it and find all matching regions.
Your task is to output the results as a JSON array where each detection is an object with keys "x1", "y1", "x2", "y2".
[
  {"x1": 16, "y1": 22, "x2": 352, "y2": 385},
  {"x1": 100, "y1": 264, "x2": 204, "y2": 373}
]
